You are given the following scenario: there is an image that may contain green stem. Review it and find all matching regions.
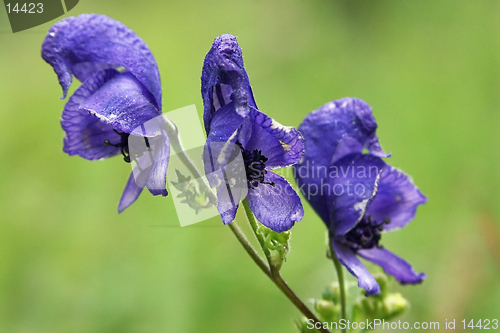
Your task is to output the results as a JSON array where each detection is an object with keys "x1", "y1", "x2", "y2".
[
  {"x1": 227, "y1": 222, "x2": 271, "y2": 278},
  {"x1": 272, "y1": 272, "x2": 330, "y2": 333},
  {"x1": 329, "y1": 237, "x2": 347, "y2": 333},
  {"x1": 242, "y1": 199, "x2": 329, "y2": 333},
  {"x1": 241, "y1": 199, "x2": 270, "y2": 258}
]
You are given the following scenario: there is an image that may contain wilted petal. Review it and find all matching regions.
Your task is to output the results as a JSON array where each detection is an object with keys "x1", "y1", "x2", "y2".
[
  {"x1": 42, "y1": 13, "x2": 161, "y2": 107},
  {"x1": 80, "y1": 72, "x2": 161, "y2": 135},
  {"x1": 61, "y1": 69, "x2": 121, "y2": 160},
  {"x1": 332, "y1": 239, "x2": 380, "y2": 296},
  {"x1": 357, "y1": 247, "x2": 426, "y2": 284},
  {"x1": 294, "y1": 97, "x2": 388, "y2": 222},
  {"x1": 243, "y1": 107, "x2": 304, "y2": 169},
  {"x1": 201, "y1": 34, "x2": 256, "y2": 132},
  {"x1": 118, "y1": 172, "x2": 144, "y2": 213},
  {"x1": 367, "y1": 165, "x2": 427, "y2": 230},
  {"x1": 246, "y1": 172, "x2": 303, "y2": 232},
  {"x1": 326, "y1": 153, "x2": 386, "y2": 236}
]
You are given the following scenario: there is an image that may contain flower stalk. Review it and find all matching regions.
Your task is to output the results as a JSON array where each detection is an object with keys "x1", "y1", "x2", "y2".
[
  {"x1": 329, "y1": 236, "x2": 347, "y2": 333},
  {"x1": 227, "y1": 222, "x2": 271, "y2": 278},
  {"x1": 242, "y1": 199, "x2": 329, "y2": 333}
]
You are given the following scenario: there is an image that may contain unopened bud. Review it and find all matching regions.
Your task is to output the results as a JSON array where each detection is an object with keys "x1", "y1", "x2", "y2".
[
  {"x1": 315, "y1": 299, "x2": 339, "y2": 322},
  {"x1": 373, "y1": 272, "x2": 390, "y2": 296},
  {"x1": 382, "y1": 292, "x2": 409, "y2": 319},
  {"x1": 322, "y1": 282, "x2": 340, "y2": 303},
  {"x1": 294, "y1": 317, "x2": 315, "y2": 333},
  {"x1": 360, "y1": 295, "x2": 383, "y2": 317}
]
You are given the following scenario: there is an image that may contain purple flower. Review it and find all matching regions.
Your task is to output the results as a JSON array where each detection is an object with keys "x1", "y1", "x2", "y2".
[
  {"x1": 202, "y1": 34, "x2": 304, "y2": 232},
  {"x1": 42, "y1": 14, "x2": 169, "y2": 212},
  {"x1": 294, "y1": 98, "x2": 426, "y2": 296}
]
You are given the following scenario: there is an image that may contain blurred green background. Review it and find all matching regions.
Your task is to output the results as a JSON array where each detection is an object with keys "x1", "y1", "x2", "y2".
[{"x1": 1, "y1": 0, "x2": 500, "y2": 332}]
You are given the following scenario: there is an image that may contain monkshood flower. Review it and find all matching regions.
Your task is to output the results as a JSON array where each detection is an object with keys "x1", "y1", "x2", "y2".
[
  {"x1": 201, "y1": 34, "x2": 304, "y2": 232},
  {"x1": 42, "y1": 14, "x2": 169, "y2": 212},
  {"x1": 294, "y1": 97, "x2": 426, "y2": 296}
]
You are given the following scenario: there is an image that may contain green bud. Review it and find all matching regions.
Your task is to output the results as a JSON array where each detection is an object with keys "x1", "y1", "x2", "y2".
[
  {"x1": 354, "y1": 290, "x2": 409, "y2": 322},
  {"x1": 350, "y1": 272, "x2": 410, "y2": 323},
  {"x1": 351, "y1": 301, "x2": 365, "y2": 323},
  {"x1": 360, "y1": 295, "x2": 383, "y2": 317},
  {"x1": 315, "y1": 299, "x2": 340, "y2": 322},
  {"x1": 257, "y1": 225, "x2": 291, "y2": 271},
  {"x1": 382, "y1": 293, "x2": 409, "y2": 320},
  {"x1": 294, "y1": 317, "x2": 318, "y2": 333},
  {"x1": 372, "y1": 272, "x2": 390, "y2": 296},
  {"x1": 322, "y1": 282, "x2": 340, "y2": 304}
]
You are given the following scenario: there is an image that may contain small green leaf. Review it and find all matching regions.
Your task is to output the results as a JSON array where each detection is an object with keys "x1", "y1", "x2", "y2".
[{"x1": 257, "y1": 225, "x2": 291, "y2": 271}]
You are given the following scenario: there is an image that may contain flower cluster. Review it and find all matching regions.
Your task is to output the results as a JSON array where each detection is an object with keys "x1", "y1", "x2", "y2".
[{"x1": 42, "y1": 14, "x2": 427, "y2": 299}]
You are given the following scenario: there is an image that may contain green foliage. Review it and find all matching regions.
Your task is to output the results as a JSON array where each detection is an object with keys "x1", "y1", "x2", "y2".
[
  {"x1": 296, "y1": 273, "x2": 409, "y2": 333},
  {"x1": 350, "y1": 274, "x2": 409, "y2": 332},
  {"x1": 257, "y1": 225, "x2": 291, "y2": 271}
]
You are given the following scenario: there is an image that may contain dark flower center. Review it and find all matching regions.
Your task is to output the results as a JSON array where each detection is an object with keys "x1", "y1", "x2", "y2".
[
  {"x1": 340, "y1": 216, "x2": 389, "y2": 251},
  {"x1": 236, "y1": 142, "x2": 275, "y2": 189},
  {"x1": 104, "y1": 130, "x2": 132, "y2": 163}
]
